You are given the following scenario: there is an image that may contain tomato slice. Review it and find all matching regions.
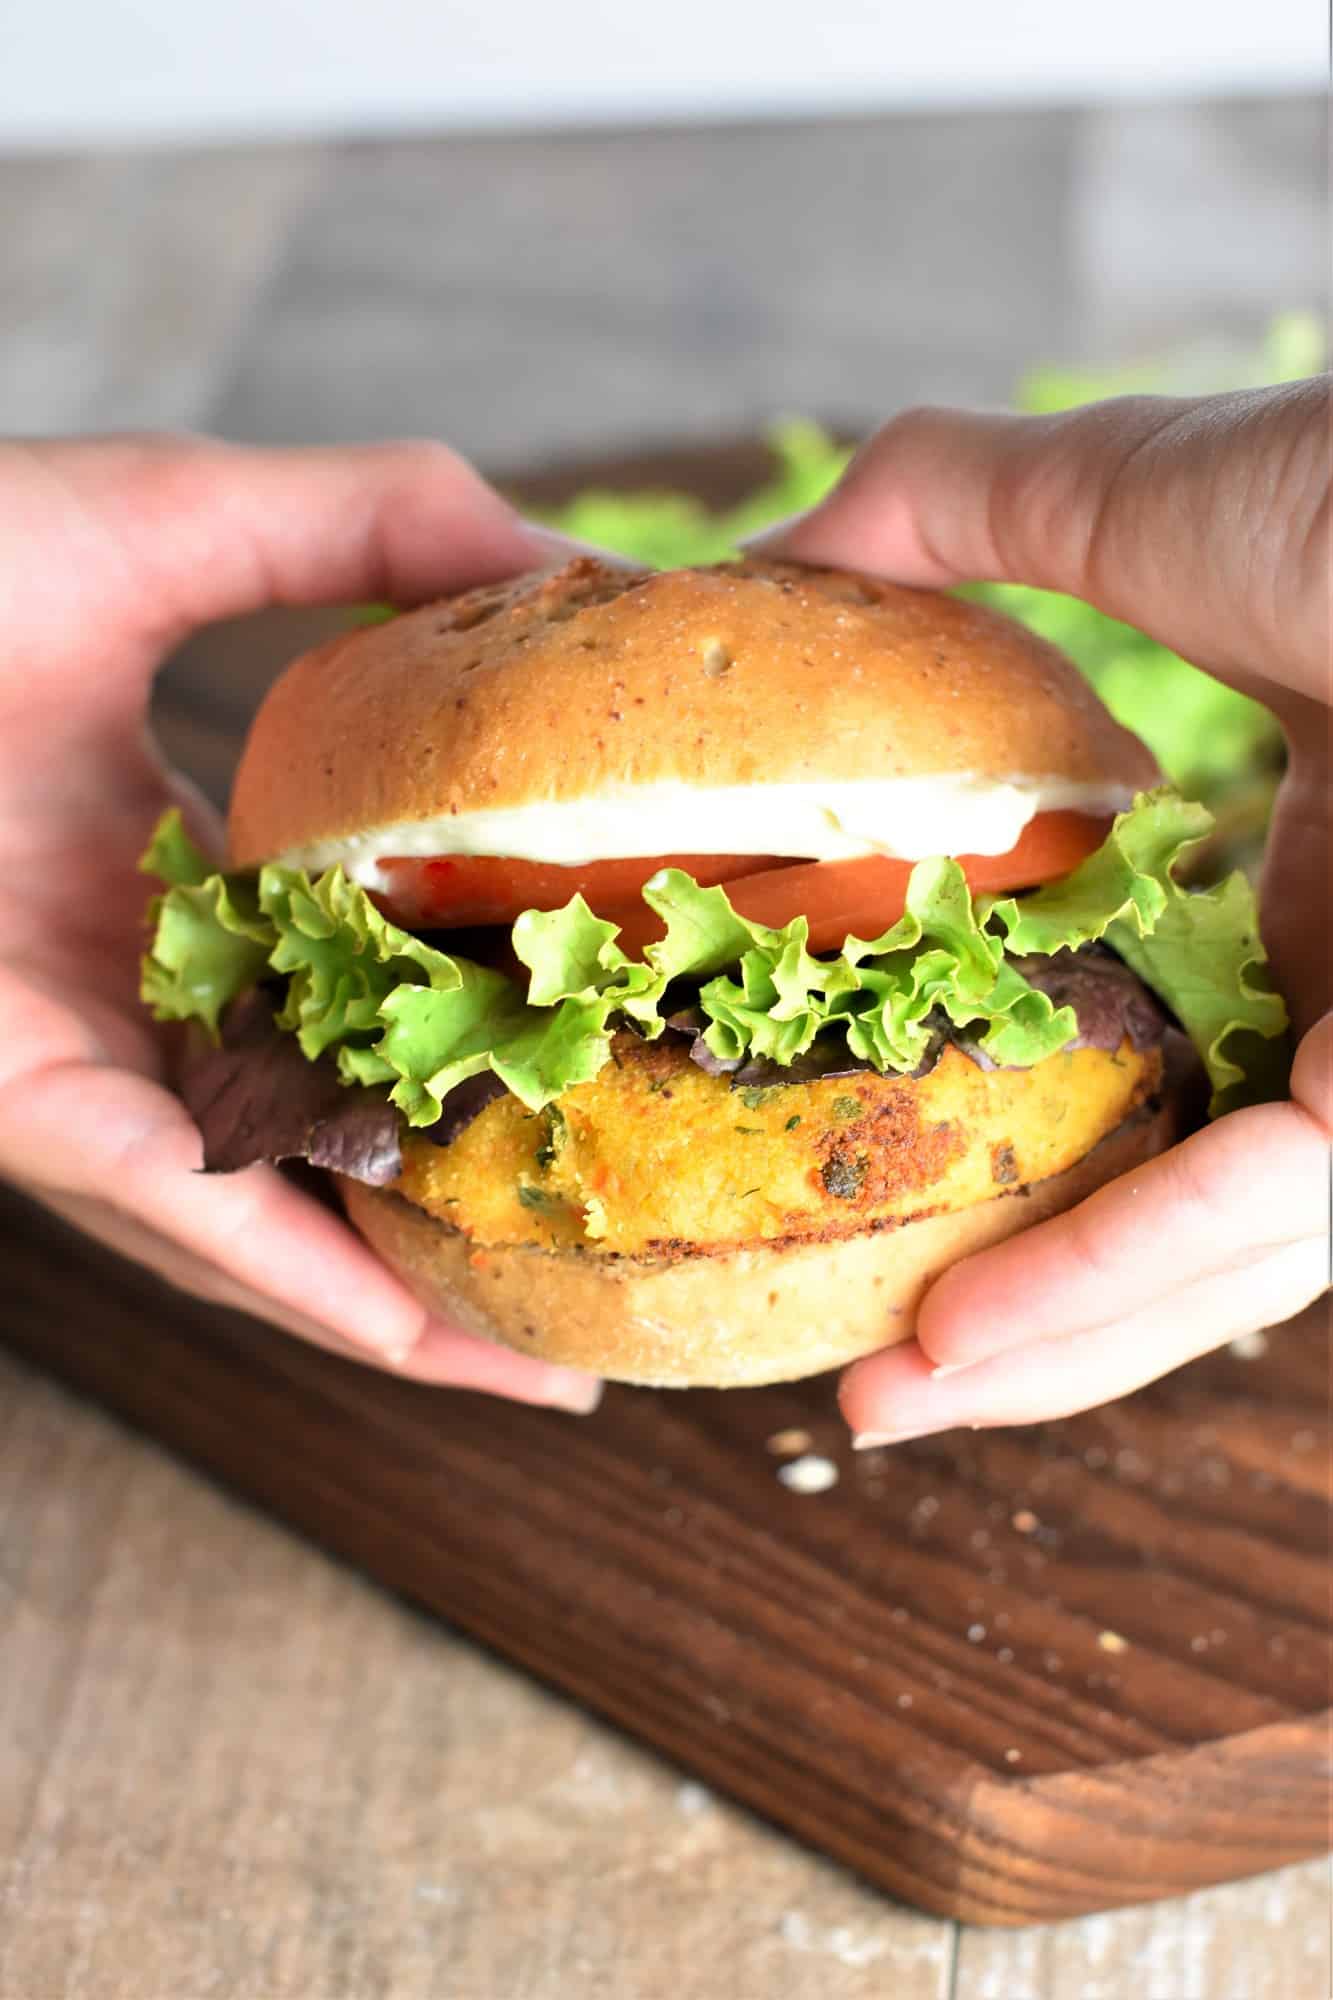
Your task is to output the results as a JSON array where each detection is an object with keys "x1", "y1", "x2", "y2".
[
  {"x1": 602, "y1": 811, "x2": 1112, "y2": 957},
  {"x1": 375, "y1": 811, "x2": 1110, "y2": 955},
  {"x1": 372, "y1": 852, "x2": 789, "y2": 930}
]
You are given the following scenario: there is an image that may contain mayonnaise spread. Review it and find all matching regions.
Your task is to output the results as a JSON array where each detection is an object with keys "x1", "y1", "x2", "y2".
[{"x1": 278, "y1": 774, "x2": 1131, "y2": 889}]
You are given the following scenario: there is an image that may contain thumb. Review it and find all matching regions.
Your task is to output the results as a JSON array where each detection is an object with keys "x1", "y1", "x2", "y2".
[{"x1": 754, "y1": 381, "x2": 1329, "y2": 711}]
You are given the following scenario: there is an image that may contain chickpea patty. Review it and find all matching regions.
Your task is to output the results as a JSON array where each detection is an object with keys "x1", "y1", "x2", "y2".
[{"x1": 394, "y1": 1031, "x2": 1161, "y2": 1260}]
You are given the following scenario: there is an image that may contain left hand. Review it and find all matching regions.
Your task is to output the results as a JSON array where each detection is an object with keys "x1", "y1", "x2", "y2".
[{"x1": 0, "y1": 433, "x2": 602, "y2": 1412}]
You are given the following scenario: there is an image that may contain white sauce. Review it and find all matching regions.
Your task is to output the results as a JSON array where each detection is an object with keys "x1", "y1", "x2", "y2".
[{"x1": 280, "y1": 774, "x2": 1132, "y2": 888}]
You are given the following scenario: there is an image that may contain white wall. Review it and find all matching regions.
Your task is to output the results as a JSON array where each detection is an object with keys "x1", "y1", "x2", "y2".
[{"x1": 1, "y1": 0, "x2": 1323, "y2": 149}]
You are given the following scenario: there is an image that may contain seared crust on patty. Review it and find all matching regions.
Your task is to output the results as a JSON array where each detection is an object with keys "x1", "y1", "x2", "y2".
[{"x1": 393, "y1": 1030, "x2": 1162, "y2": 1260}]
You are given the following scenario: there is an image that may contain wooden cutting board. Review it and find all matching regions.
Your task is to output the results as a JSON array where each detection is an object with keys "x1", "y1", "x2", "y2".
[
  {"x1": 4, "y1": 443, "x2": 1329, "y2": 1927},
  {"x1": 4, "y1": 1194, "x2": 1328, "y2": 1925}
]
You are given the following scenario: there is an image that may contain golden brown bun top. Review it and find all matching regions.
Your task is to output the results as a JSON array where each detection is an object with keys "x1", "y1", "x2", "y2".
[{"x1": 227, "y1": 558, "x2": 1158, "y2": 864}]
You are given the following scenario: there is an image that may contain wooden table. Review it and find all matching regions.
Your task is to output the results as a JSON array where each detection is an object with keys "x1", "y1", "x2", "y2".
[{"x1": 2, "y1": 106, "x2": 1328, "y2": 1996}]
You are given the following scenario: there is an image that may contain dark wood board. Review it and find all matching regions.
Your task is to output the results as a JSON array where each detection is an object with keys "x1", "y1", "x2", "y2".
[
  {"x1": 5, "y1": 444, "x2": 1330, "y2": 1927},
  {"x1": 4, "y1": 1192, "x2": 1329, "y2": 1925}
]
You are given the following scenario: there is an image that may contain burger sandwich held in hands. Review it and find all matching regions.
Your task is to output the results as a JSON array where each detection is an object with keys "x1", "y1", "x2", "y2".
[{"x1": 140, "y1": 559, "x2": 1288, "y2": 1386}]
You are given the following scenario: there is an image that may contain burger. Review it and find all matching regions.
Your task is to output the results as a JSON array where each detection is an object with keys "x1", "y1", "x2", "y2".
[{"x1": 140, "y1": 559, "x2": 1287, "y2": 1386}]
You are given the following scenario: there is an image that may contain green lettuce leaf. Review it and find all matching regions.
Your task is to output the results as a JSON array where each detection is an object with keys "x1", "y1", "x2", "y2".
[
  {"x1": 139, "y1": 808, "x2": 216, "y2": 889},
  {"x1": 649, "y1": 854, "x2": 1080, "y2": 1076},
  {"x1": 530, "y1": 417, "x2": 853, "y2": 570},
  {"x1": 983, "y1": 790, "x2": 1288, "y2": 1112},
  {"x1": 140, "y1": 788, "x2": 1289, "y2": 1131},
  {"x1": 1107, "y1": 879, "x2": 1290, "y2": 1118},
  {"x1": 254, "y1": 872, "x2": 656, "y2": 1122},
  {"x1": 140, "y1": 876, "x2": 271, "y2": 1037},
  {"x1": 139, "y1": 813, "x2": 271, "y2": 1035},
  {"x1": 258, "y1": 865, "x2": 446, "y2": 1060},
  {"x1": 139, "y1": 820, "x2": 661, "y2": 1121},
  {"x1": 513, "y1": 895, "x2": 667, "y2": 1031}
]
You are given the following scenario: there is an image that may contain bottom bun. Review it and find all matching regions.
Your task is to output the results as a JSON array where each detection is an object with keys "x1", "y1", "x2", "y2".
[{"x1": 339, "y1": 1082, "x2": 1185, "y2": 1389}]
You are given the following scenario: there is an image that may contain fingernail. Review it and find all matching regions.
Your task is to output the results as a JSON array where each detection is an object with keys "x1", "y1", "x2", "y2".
[
  {"x1": 342, "y1": 1324, "x2": 418, "y2": 1368},
  {"x1": 852, "y1": 1428, "x2": 941, "y2": 1450},
  {"x1": 541, "y1": 1369, "x2": 605, "y2": 1416},
  {"x1": 930, "y1": 1361, "x2": 975, "y2": 1379}
]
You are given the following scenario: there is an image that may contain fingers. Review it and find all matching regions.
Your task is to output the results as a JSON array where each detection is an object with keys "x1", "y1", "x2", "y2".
[
  {"x1": 754, "y1": 381, "x2": 1330, "y2": 705},
  {"x1": 841, "y1": 1017, "x2": 1332, "y2": 1441},
  {"x1": 387, "y1": 1320, "x2": 602, "y2": 1407},
  {"x1": 0, "y1": 433, "x2": 558, "y2": 850},
  {"x1": 6, "y1": 1063, "x2": 602, "y2": 1413},
  {"x1": 12, "y1": 432, "x2": 545, "y2": 631},
  {"x1": 917, "y1": 1095, "x2": 1328, "y2": 1372},
  {"x1": 1263, "y1": 773, "x2": 1333, "y2": 1033},
  {"x1": 0, "y1": 435, "x2": 552, "y2": 770},
  {"x1": 842, "y1": 1241, "x2": 1321, "y2": 1443}
]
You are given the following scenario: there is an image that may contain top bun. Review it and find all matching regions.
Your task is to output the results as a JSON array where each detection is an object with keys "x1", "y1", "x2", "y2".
[{"x1": 227, "y1": 558, "x2": 1157, "y2": 865}]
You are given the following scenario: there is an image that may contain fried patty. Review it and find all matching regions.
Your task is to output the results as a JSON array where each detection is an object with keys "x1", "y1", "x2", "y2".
[{"x1": 394, "y1": 1031, "x2": 1161, "y2": 1259}]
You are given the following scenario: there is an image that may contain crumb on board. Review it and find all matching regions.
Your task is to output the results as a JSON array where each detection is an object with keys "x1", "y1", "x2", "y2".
[
  {"x1": 766, "y1": 1427, "x2": 814, "y2": 1456},
  {"x1": 1229, "y1": 1329, "x2": 1269, "y2": 1360},
  {"x1": 777, "y1": 1454, "x2": 839, "y2": 1495},
  {"x1": 1004, "y1": 1748, "x2": 1022, "y2": 1764},
  {"x1": 1011, "y1": 1508, "x2": 1039, "y2": 1534},
  {"x1": 1098, "y1": 1630, "x2": 1130, "y2": 1654}
]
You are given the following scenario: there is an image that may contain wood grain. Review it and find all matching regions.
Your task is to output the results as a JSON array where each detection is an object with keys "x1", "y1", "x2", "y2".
[
  {"x1": 0, "y1": 1346, "x2": 959, "y2": 2000},
  {"x1": 3, "y1": 1183, "x2": 1328, "y2": 1927}
]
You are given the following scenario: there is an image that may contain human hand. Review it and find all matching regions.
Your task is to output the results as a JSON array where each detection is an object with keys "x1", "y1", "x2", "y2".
[
  {"x1": 757, "y1": 380, "x2": 1331, "y2": 1439},
  {"x1": 0, "y1": 435, "x2": 602, "y2": 1411}
]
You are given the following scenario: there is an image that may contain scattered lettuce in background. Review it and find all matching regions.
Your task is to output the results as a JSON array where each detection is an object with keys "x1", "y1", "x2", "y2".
[
  {"x1": 1011, "y1": 309, "x2": 1325, "y2": 413},
  {"x1": 534, "y1": 312, "x2": 1323, "y2": 819},
  {"x1": 542, "y1": 416, "x2": 853, "y2": 569}
]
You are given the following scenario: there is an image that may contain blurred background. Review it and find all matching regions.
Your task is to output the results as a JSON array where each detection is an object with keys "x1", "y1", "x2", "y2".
[{"x1": 2, "y1": 4, "x2": 1325, "y2": 839}]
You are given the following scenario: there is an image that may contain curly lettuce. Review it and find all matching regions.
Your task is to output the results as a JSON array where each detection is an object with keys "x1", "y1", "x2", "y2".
[
  {"x1": 980, "y1": 793, "x2": 1289, "y2": 1114},
  {"x1": 139, "y1": 818, "x2": 271, "y2": 1036},
  {"x1": 141, "y1": 817, "x2": 663, "y2": 1122},
  {"x1": 141, "y1": 790, "x2": 1289, "y2": 1131}
]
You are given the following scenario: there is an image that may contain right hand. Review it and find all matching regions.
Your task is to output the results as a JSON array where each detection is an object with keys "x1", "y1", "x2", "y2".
[{"x1": 754, "y1": 381, "x2": 1331, "y2": 1438}]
